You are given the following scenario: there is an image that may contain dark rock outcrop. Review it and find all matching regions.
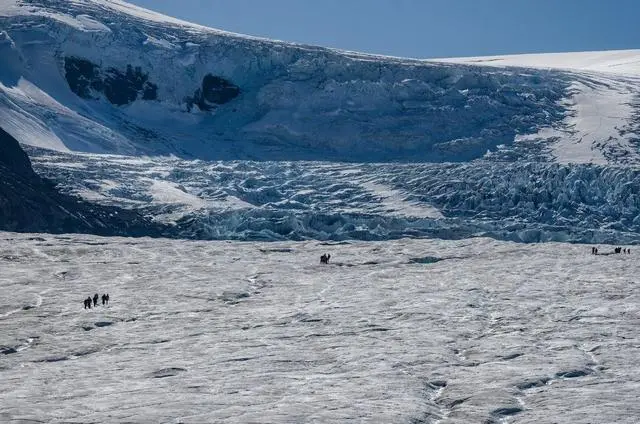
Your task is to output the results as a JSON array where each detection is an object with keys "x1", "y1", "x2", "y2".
[
  {"x1": 0, "y1": 127, "x2": 165, "y2": 237},
  {"x1": 64, "y1": 57, "x2": 158, "y2": 106},
  {"x1": 63, "y1": 57, "x2": 100, "y2": 99},
  {"x1": 186, "y1": 74, "x2": 240, "y2": 111}
]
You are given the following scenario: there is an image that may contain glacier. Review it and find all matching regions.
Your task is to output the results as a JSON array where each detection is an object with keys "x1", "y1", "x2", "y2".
[
  {"x1": 0, "y1": 0, "x2": 639, "y2": 244},
  {"x1": 2, "y1": 1, "x2": 640, "y2": 423},
  {"x1": 0, "y1": 0, "x2": 631, "y2": 163},
  {"x1": 1, "y1": 233, "x2": 639, "y2": 423},
  {"x1": 27, "y1": 147, "x2": 640, "y2": 244}
]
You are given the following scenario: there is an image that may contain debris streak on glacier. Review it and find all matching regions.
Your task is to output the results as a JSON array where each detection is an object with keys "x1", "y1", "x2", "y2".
[{"x1": 0, "y1": 233, "x2": 639, "y2": 423}]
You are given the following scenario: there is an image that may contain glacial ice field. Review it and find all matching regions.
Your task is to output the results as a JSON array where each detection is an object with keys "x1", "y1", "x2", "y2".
[
  {"x1": 1, "y1": 233, "x2": 639, "y2": 423},
  {"x1": 28, "y1": 147, "x2": 640, "y2": 245},
  {"x1": 1, "y1": 2, "x2": 640, "y2": 423}
]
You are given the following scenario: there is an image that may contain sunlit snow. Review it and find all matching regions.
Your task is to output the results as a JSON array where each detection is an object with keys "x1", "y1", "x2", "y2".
[
  {"x1": 1, "y1": 233, "x2": 638, "y2": 423},
  {"x1": 1, "y1": 0, "x2": 639, "y2": 164},
  {"x1": 434, "y1": 50, "x2": 640, "y2": 76}
]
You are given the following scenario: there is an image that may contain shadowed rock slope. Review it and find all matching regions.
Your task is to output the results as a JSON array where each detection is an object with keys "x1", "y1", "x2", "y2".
[{"x1": 0, "y1": 127, "x2": 165, "y2": 236}]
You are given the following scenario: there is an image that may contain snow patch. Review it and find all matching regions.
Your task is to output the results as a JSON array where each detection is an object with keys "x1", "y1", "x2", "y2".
[
  {"x1": 358, "y1": 179, "x2": 444, "y2": 219},
  {"x1": 435, "y1": 50, "x2": 640, "y2": 76},
  {"x1": 74, "y1": 14, "x2": 111, "y2": 32},
  {"x1": 516, "y1": 76, "x2": 638, "y2": 165},
  {"x1": 146, "y1": 179, "x2": 206, "y2": 209},
  {"x1": 143, "y1": 34, "x2": 175, "y2": 49}
]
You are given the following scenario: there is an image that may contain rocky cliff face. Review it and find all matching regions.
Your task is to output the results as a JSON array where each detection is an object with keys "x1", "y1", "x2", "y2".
[
  {"x1": 0, "y1": 127, "x2": 165, "y2": 237},
  {"x1": 64, "y1": 57, "x2": 159, "y2": 105}
]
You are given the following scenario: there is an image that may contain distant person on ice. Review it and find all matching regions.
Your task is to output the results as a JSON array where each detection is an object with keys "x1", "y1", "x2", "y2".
[
  {"x1": 93, "y1": 293, "x2": 99, "y2": 307},
  {"x1": 84, "y1": 297, "x2": 92, "y2": 309},
  {"x1": 320, "y1": 253, "x2": 331, "y2": 264},
  {"x1": 101, "y1": 294, "x2": 110, "y2": 306}
]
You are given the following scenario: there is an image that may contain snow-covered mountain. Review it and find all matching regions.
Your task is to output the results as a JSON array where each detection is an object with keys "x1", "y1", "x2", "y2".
[
  {"x1": 2, "y1": 0, "x2": 639, "y2": 164},
  {"x1": 1, "y1": 0, "x2": 640, "y2": 243}
]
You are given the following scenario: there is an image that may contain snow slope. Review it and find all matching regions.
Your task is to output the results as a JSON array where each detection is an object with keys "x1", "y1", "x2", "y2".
[
  {"x1": 434, "y1": 50, "x2": 640, "y2": 76},
  {"x1": 1, "y1": 233, "x2": 638, "y2": 422},
  {"x1": 0, "y1": 0, "x2": 639, "y2": 164},
  {"x1": 434, "y1": 51, "x2": 640, "y2": 165}
]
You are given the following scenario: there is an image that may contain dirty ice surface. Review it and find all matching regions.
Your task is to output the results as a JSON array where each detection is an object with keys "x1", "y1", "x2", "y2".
[{"x1": 0, "y1": 233, "x2": 638, "y2": 423}]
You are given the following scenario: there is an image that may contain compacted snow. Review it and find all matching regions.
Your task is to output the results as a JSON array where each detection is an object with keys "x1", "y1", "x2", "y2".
[
  {"x1": 0, "y1": 233, "x2": 638, "y2": 423},
  {"x1": 434, "y1": 50, "x2": 640, "y2": 76}
]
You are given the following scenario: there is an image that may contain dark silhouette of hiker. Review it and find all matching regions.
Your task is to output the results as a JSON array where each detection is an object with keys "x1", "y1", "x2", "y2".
[
  {"x1": 591, "y1": 247, "x2": 595, "y2": 255},
  {"x1": 85, "y1": 296, "x2": 92, "y2": 309},
  {"x1": 83, "y1": 298, "x2": 88, "y2": 309},
  {"x1": 320, "y1": 254, "x2": 327, "y2": 264},
  {"x1": 101, "y1": 294, "x2": 106, "y2": 305},
  {"x1": 93, "y1": 293, "x2": 99, "y2": 307}
]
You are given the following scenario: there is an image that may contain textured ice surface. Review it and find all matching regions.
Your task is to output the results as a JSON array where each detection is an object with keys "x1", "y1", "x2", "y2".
[
  {"x1": 28, "y1": 148, "x2": 640, "y2": 244},
  {"x1": 0, "y1": 233, "x2": 638, "y2": 423}
]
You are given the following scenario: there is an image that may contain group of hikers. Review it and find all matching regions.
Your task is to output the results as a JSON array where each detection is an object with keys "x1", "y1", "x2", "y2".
[
  {"x1": 320, "y1": 253, "x2": 331, "y2": 264},
  {"x1": 591, "y1": 246, "x2": 631, "y2": 255},
  {"x1": 83, "y1": 293, "x2": 109, "y2": 309}
]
